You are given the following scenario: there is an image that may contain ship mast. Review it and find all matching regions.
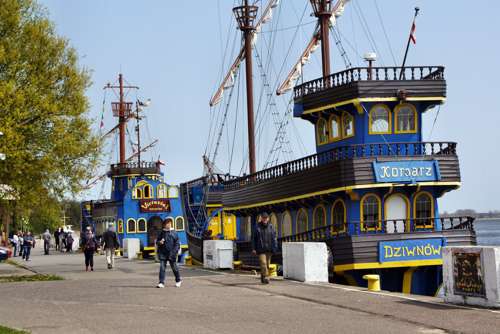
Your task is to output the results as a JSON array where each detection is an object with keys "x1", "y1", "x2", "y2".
[
  {"x1": 233, "y1": 0, "x2": 258, "y2": 175},
  {"x1": 311, "y1": 0, "x2": 333, "y2": 77}
]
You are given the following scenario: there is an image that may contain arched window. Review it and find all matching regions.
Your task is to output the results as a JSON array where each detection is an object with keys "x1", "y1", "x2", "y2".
[
  {"x1": 117, "y1": 219, "x2": 124, "y2": 234},
  {"x1": 313, "y1": 205, "x2": 326, "y2": 229},
  {"x1": 143, "y1": 184, "x2": 153, "y2": 199},
  {"x1": 126, "y1": 218, "x2": 136, "y2": 233},
  {"x1": 168, "y1": 186, "x2": 179, "y2": 198},
  {"x1": 361, "y1": 194, "x2": 381, "y2": 231},
  {"x1": 281, "y1": 211, "x2": 292, "y2": 237},
  {"x1": 341, "y1": 112, "x2": 354, "y2": 138},
  {"x1": 157, "y1": 184, "x2": 168, "y2": 198},
  {"x1": 175, "y1": 216, "x2": 185, "y2": 231},
  {"x1": 331, "y1": 199, "x2": 346, "y2": 233},
  {"x1": 414, "y1": 192, "x2": 434, "y2": 228},
  {"x1": 329, "y1": 115, "x2": 341, "y2": 141},
  {"x1": 133, "y1": 187, "x2": 143, "y2": 199},
  {"x1": 270, "y1": 213, "x2": 278, "y2": 235},
  {"x1": 240, "y1": 216, "x2": 252, "y2": 241},
  {"x1": 137, "y1": 218, "x2": 147, "y2": 233},
  {"x1": 369, "y1": 104, "x2": 391, "y2": 134},
  {"x1": 316, "y1": 118, "x2": 328, "y2": 145},
  {"x1": 133, "y1": 180, "x2": 152, "y2": 199},
  {"x1": 395, "y1": 104, "x2": 417, "y2": 133},
  {"x1": 296, "y1": 208, "x2": 308, "y2": 234}
]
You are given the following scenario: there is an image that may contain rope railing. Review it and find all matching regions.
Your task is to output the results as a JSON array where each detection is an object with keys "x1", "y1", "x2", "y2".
[
  {"x1": 294, "y1": 66, "x2": 445, "y2": 99},
  {"x1": 223, "y1": 141, "x2": 457, "y2": 190}
]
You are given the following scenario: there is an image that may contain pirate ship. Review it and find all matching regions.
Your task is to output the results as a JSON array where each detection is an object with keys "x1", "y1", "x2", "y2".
[
  {"x1": 81, "y1": 74, "x2": 188, "y2": 257},
  {"x1": 182, "y1": 0, "x2": 476, "y2": 295}
]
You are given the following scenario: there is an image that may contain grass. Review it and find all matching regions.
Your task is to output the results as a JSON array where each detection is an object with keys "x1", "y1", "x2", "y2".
[
  {"x1": 0, "y1": 274, "x2": 63, "y2": 283},
  {"x1": 0, "y1": 325, "x2": 29, "y2": 334}
]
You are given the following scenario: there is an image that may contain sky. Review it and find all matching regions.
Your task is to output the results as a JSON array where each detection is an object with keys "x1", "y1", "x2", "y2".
[{"x1": 38, "y1": 0, "x2": 500, "y2": 213}]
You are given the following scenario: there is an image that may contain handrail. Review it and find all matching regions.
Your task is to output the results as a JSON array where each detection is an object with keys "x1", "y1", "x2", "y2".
[
  {"x1": 223, "y1": 141, "x2": 457, "y2": 190},
  {"x1": 277, "y1": 216, "x2": 475, "y2": 243},
  {"x1": 110, "y1": 161, "x2": 160, "y2": 170},
  {"x1": 294, "y1": 66, "x2": 445, "y2": 99}
]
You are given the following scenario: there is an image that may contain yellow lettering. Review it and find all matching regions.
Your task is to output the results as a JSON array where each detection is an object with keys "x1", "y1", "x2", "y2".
[
  {"x1": 405, "y1": 247, "x2": 415, "y2": 257},
  {"x1": 416, "y1": 246, "x2": 424, "y2": 256},
  {"x1": 384, "y1": 246, "x2": 393, "y2": 258},
  {"x1": 432, "y1": 246, "x2": 442, "y2": 255},
  {"x1": 424, "y1": 245, "x2": 432, "y2": 256},
  {"x1": 394, "y1": 247, "x2": 402, "y2": 257}
]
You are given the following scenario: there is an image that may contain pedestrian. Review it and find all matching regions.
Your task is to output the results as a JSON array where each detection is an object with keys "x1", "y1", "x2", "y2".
[
  {"x1": 66, "y1": 232, "x2": 74, "y2": 253},
  {"x1": 251, "y1": 212, "x2": 278, "y2": 284},
  {"x1": 60, "y1": 229, "x2": 67, "y2": 252},
  {"x1": 102, "y1": 225, "x2": 120, "y2": 269},
  {"x1": 18, "y1": 232, "x2": 24, "y2": 258},
  {"x1": 22, "y1": 231, "x2": 35, "y2": 261},
  {"x1": 156, "y1": 219, "x2": 182, "y2": 288},
  {"x1": 42, "y1": 229, "x2": 51, "y2": 255},
  {"x1": 54, "y1": 228, "x2": 60, "y2": 251},
  {"x1": 80, "y1": 226, "x2": 98, "y2": 271},
  {"x1": 12, "y1": 232, "x2": 19, "y2": 257}
]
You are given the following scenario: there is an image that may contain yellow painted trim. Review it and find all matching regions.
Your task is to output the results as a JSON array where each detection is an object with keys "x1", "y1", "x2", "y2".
[
  {"x1": 223, "y1": 181, "x2": 461, "y2": 211},
  {"x1": 341, "y1": 112, "x2": 355, "y2": 139},
  {"x1": 360, "y1": 193, "x2": 382, "y2": 231},
  {"x1": 334, "y1": 259, "x2": 443, "y2": 272},
  {"x1": 296, "y1": 208, "x2": 309, "y2": 234},
  {"x1": 206, "y1": 204, "x2": 222, "y2": 208},
  {"x1": 316, "y1": 118, "x2": 329, "y2": 145},
  {"x1": 175, "y1": 216, "x2": 185, "y2": 231},
  {"x1": 368, "y1": 104, "x2": 392, "y2": 135},
  {"x1": 281, "y1": 211, "x2": 292, "y2": 237},
  {"x1": 328, "y1": 114, "x2": 342, "y2": 142},
  {"x1": 313, "y1": 204, "x2": 327, "y2": 230},
  {"x1": 302, "y1": 97, "x2": 446, "y2": 115},
  {"x1": 117, "y1": 219, "x2": 124, "y2": 234},
  {"x1": 126, "y1": 218, "x2": 137, "y2": 233},
  {"x1": 331, "y1": 199, "x2": 347, "y2": 234},
  {"x1": 413, "y1": 191, "x2": 435, "y2": 229},
  {"x1": 384, "y1": 193, "x2": 411, "y2": 231},
  {"x1": 270, "y1": 213, "x2": 279, "y2": 235},
  {"x1": 137, "y1": 218, "x2": 147, "y2": 233},
  {"x1": 180, "y1": 245, "x2": 188, "y2": 249},
  {"x1": 395, "y1": 103, "x2": 418, "y2": 134},
  {"x1": 143, "y1": 246, "x2": 155, "y2": 251},
  {"x1": 402, "y1": 267, "x2": 418, "y2": 294}
]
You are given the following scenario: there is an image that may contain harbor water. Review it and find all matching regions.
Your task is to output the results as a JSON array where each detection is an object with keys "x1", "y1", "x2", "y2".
[{"x1": 474, "y1": 218, "x2": 500, "y2": 246}]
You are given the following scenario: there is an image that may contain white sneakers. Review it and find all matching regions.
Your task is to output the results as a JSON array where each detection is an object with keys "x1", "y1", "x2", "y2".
[
  {"x1": 157, "y1": 283, "x2": 165, "y2": 288},
  {"x1": 175, "y1": 281, "x2": 182, "y2": 288}
]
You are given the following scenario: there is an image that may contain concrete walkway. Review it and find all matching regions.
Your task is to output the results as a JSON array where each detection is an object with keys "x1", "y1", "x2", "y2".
[{"x1": 0, "y1": 250, "x2": 498, "y2": 334}]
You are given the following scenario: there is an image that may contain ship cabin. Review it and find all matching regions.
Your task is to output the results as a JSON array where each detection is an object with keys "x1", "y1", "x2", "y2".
[
  {"x1": 220, "y1": 66, "x2": 475, "y2": 295},
  {"x1": 81, "y1": 161, "x2": 188, "y2": 257}
]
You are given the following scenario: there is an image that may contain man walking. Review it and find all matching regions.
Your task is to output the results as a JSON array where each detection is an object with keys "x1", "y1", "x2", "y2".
[
  {"x1": 12, "y1": 232, "x2": 19, "y2": 257},
  {"x1": 81, "y1": 226, "x2": 98, "y2": 271},
  {"x1": 54, "y1": 228, "x2": 60, "y2": 251},
  {"x1": 252, "y1": 212, "x2": 278, "y2": 284},
  {"x1": 42, "y1": 229, "x2": 51, "y2": 255},
  {"x1": 22, "y1": 231, "x2": 34, "y2": 261},
  {"x1": 156, "y1": 219, "x2": 182, "y2": 288},
  {"x1": 102, "y1": 225, "x2": 120, "y2": 269}
]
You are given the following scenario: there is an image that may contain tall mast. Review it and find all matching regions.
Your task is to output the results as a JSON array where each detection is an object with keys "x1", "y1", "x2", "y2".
[
  {"x1": 233, "y1": 0, "x2": 258, "y2": 175},
  {"x1": 311, "y1": 0, "x2": 333, "y2": 77}
]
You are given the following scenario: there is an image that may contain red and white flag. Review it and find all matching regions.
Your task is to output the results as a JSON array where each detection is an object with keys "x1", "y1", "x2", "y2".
[{"x1": 409, "y1": 22, "x2": 416, "y2": 44}]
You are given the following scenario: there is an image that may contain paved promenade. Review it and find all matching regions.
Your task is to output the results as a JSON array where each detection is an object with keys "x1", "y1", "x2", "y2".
[{"x1": 0, "y1": 250, "x2": 499, "y2": 334}]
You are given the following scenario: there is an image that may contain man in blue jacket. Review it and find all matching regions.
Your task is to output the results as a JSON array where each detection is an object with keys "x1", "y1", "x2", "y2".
[
  {"x1": 156, "y1": 219, "x2": 182, "y2": 288},
  {"x1": 252, "y1": 212, "x2": 278, "y2": 284}
]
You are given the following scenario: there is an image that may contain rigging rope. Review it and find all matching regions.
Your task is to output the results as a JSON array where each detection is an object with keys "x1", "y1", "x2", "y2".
[{"x1": 373, "y1": 0, "x2": 397, "y2": 66}]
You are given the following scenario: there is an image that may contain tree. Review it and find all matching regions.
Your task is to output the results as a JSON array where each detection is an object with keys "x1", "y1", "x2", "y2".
[{"x1": 0, "y1": 0, "x2": 101, "y2": 234}]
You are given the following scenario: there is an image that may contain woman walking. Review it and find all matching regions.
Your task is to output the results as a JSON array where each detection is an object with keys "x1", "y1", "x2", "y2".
[{"x1": 80, "y1": 226, "x2": 98, "y2": 271}]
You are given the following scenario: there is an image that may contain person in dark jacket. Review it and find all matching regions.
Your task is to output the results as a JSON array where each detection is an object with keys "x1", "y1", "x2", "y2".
[
  {"x1": 54, "y1": 228, "x2": 60, "y2": 251},
  {"x1": 102, "y1": 225, "x2": 120, "y2": 269},
  {"x1": 81, "y1": 226, "x2": 98, "y2": 271},
  {"x1": 156, "y1": 219, "x2": 182, "y2": 288},
  {"x1": 252, "y1": 212, "x2": 278, "y2": 284},
  {"x1": 22, "y1": 231, "x2": 35, "y2": 261}
]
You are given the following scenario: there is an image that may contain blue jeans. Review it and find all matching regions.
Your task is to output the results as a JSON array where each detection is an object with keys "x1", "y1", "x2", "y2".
[
  {"x1": 22, "y1": 245, "x2": 31, "y2": 260},
  {"x1": 159, "y1": 258, "x2": 180, "y2": 284},
  {"x1": 12, "y1": 243, "x2": 17, "y2": 257}
]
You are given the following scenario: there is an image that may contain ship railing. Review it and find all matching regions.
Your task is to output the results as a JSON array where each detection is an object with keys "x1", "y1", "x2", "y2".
[
  {"x1": 278, "y1": 216, "x2": 475, "y2": 243},
  {"x1": 110, "y1": 161, "x2": 160, "y2": 170},
  {"x1": 223, "y1": 141, "x2": 457, "y2": 190},
  {"x1": 293, "y1": 66, "x2": 445, "y2": 99}
]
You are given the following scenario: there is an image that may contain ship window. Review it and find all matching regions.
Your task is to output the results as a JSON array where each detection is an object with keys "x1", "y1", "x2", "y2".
[
  {"x1": 313, "y1": 205, "x2": 326, "y2": 230},
  {"x1": 168, "y1": 186, "x2": 179, "y2": 198},
  {"x1": 329, "y1": 115, "x2": 341, "y2": 141},
  {"x1": 143, "y1": 184, "x2": 153, "y2": 198},
  {"x1": 281, "y1": 211, "x2": 292, "y2": 237},
  {"x1": 127, "y1": 218, "x2": 136, "y2": 233},
  {"x1": 369, "y1": 104, "x2": 391, "y2": 134},
  {"x1": 395, "y1": 104, "x2": 417, "y2": 133},
  {"x1": 175, "y1": 216, "x2": 185, "y2": 231},
  {"x1": 361, "y1": 194, "x2": 381, "y2": 231},
  {"x1": 332, "y1": 199, "x2": 346, "y2": 233},
  {"x1": 117, "y1": 219, "x2": 124, "y2": 234},
  {"x1": 414, "y1": 192, "x2": 434, "y2": 228},
  {"x1": 316, "y1": 118, "x2": 328, "y2": 145},
  {"x1": 240, "y1": 216, "x2": 252, "y2": 241},
  {"x1": 137, "y1": 218, "x2": 147, "y2": 233},
  {"x1": 157, "y1": 184, "x2": 168, "y2": 198},
  {"x1": 270, "y1": 213, "x2": 278, "y2": 236},
  {"x1": 342, "y1": 112, "x2": 354, "y2": 138},
  {"x1": 296, "y1": 208, "x2": 308, "y2": 234}
]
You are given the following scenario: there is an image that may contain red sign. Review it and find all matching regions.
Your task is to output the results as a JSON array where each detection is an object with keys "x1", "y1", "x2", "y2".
[{"x1": 139, "y1": 199, "x2": 170, "y2": 213}]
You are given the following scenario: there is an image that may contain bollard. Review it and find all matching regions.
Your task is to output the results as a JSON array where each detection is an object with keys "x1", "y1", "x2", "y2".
[
  {"x1": 185, "y1": 255, "x2": 192, "y2": 266},
  {"x1": 363, "y1": 274, "x2": 381, "y2": 291},
  {"x1": 233, "y1": 260, "x2": 242, "y2": 270},
  {"x1": 269, "y1": 264, "x2": 277, "y2": 277}
]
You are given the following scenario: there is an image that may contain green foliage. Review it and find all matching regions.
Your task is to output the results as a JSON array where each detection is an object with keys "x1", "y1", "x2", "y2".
[
  {"x1": 0, "y1": 0, "x2": 101, "y2": 230},
  {"x1": 0, "y1": 274, "x2": 63, "y2": 283},
  {"x1": 0, "y1": 325, "x2": 29, "y2": 334}
]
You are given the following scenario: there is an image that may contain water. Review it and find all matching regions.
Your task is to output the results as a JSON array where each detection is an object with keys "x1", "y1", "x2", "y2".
[{"x1": 474, "y1": 218, "x2": 500, "y2": 246}]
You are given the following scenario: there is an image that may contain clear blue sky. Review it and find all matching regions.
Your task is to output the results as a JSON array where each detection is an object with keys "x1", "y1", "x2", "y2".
[{"x1": 39, "y1": 0, "x2": 500, "y2": 213}]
